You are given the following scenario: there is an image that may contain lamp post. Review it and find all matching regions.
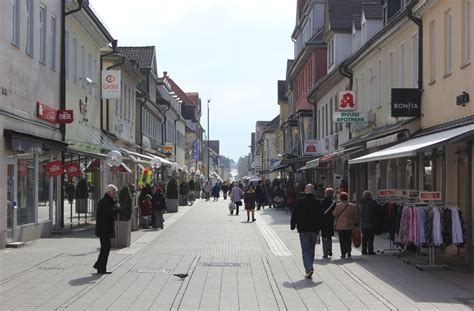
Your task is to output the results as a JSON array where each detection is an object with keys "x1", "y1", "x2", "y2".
[{"x1": 207, "y1": 99, "x2": 210, "y2": 182}]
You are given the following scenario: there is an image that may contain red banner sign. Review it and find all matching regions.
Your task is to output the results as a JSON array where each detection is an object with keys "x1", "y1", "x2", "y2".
[
  {"x1": 65, "y1": 162, "x2": 80, "y2": 177},
  {"x1": 377, "y1": 189, "x2": 397, "y2": 197},
  {"x1": 45, "y1": 160, "x2": 64, "y2": 177},
  {"x1": 37, "y1": 101, "x2": 58, "y2": 124},
  {"x1": 56, "y1": 110, "x2": 74, "y2": 124},
  {"x1": 419, "y1": 192, "x2": 442, "y2": 201}
]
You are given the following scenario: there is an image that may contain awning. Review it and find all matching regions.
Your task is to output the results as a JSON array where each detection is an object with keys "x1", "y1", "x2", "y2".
[
  {"x1": 270, "y1": 161, "x2": 290, "y2": 172},
  {"x1": 65, "y1": 121, "x2": 118, "y2": 152},
  {"x1": 349, "y1": 124, "x2": 474, "y2": 164},
  {"x1": 298, "y1": 165, "x2": 307, "y2": 171},
  {"x1": 306, "y1": 147, "x2": 361, "y2": 168},
  {"x1": 4, "y1": 129, "x2": 67, "y2": 152},
  {"x1": 145, "y1": 153, "x2": 173, "y2": 166},
  {"x1": 306, "y1": 158, "x2": 320, "y2": 169},
  {"x1": 366, "y1": 133, "x2": 400, "y2": 149},
  {"x1": 281, "y1": 156, "x2": 317, "y2": 165}
]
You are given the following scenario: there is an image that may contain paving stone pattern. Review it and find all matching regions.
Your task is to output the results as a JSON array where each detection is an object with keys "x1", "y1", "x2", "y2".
[{"x1": 0, "y1": 199, "x2": 473, "y2": 310}]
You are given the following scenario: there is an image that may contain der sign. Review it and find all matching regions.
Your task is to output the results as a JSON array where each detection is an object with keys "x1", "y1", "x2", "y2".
[{"x1": 391, "y1": 88, "x2": 421, "y2": 117}]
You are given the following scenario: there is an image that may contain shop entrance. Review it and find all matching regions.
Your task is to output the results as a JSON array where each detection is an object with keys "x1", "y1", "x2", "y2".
[{"x1": 6, "y1": 157, "x2": 15, "y2": 242}]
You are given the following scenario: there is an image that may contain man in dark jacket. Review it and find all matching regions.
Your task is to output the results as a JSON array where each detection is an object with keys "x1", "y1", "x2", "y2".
[
  {"x1": 321, "y1": 188, "x2": 336, "y2": 258},
  {"x1": 94, "y1": 184, "x2": 119, "y2": 274},
  {"x1": 152, "y1": 188, "x2": 166, "y2": 229},
  {"x1": 359, "y1": 190, "x2": 379, "y2": 255},
  {"x1": 255, "y1": 181, "x2": 266, "y2": 210},
  {"x1": 291, "y1": 184, "x2": 324, "y2": 279}
]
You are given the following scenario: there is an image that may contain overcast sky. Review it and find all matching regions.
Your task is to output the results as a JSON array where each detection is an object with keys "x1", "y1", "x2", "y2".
[{"x1": 92, "y1": 0, "x2": 295, "y2": 162}]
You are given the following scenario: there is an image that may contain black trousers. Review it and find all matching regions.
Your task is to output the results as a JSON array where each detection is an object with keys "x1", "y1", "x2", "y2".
[
  {"x1": 362, "y1": 229, "x2": 375, "y2": 253},
  {"x1": 95, "y1": 236, "x2": 111, "y2": 272},
  {"x1": 337, "y1": 230, "x2": 352, "y2": 256}
]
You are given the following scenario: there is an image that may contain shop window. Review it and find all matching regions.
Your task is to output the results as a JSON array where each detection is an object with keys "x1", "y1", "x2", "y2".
[
  {"x1": 17, "y1": 153, "x2": 36, "y2": 225},
  {"x1": 423, "y1": 156, "x2": 433, "y2": 191},
  {"x1": 38, "y1": 154, "x2": 52, "y2": 222}
]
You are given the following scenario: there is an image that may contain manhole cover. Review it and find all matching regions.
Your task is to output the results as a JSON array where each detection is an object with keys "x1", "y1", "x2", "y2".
[{"x1": 200, "y1": 263, "x2": 249, "y2": 268}]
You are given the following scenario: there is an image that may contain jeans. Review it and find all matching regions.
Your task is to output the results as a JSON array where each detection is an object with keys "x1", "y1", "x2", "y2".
[
  {"x1": 299, "y1": 232, "x2": 318, "y2": 273},
  {"x1": 94, "y1": 236, "x2": 111, "y2": 272},
  {"x1": 337, "y1": 230, "x2": 352, "y2": 257},
  {"x1": 154, "y1": 210, "x2": 164, "y2": 229},
  {"x1": 362, "y1": 229, "x2": 375, "y2": 254},
  {"x1": 322, "y1": 237, "x2": 332, "y2": 256}
]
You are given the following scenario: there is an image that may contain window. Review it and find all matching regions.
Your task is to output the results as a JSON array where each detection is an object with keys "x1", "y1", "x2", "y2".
[
  {"x1": 325, "y1": 104, "x2": 329, "y2": 137},
  {"x1": 11, "y1": 0, "x2": 20, "y2": 46},
  {"x1": 378, "y1": 59, "x2": 382, "y2": 106},
  {"x1": 50, "y1": 15, "x2": 57, "y2": 71},
  {"x1": 39, "y1": 5, "x2": 47, "y2": 64},
  {"x1": 81, "y1": 45, "x2": 85, "y2": 88},
  {"x1": 354, "y1": 77, "x2": 359, "y2": 108},
  {"x1": 412, "y1": 32, "x2": 419, "y2": 87},
  {"x1": 463, "y1": 0, "x2": 471, "y2": 65},
  {"x1": 73, "y1": 38, "x2": 77, "y2": 83},
  {"x1": 65, "y1": 31, "x2": 69, "y2": 78},
  {"x1": 360, "y1": 72, "x2": 365, "y2": 111},
  {"x1": 400, "y1": 42, "x2": 405, "y2": 87},
  {"x1": 87, "y1": 53, "x2": 91, "y2": 93},
  {"x1": 444, "y1": 9, "x2": 452, "y2": 75},
  {"x1": 328, "y1": 38, "x2": 334, "y2": 67},
  {"x1": 429, "y1": 20, "x2": 436, "y2": 82},
  {"x1": 26, "y1": 0, "x2": 34, "y2": 55},
  {"x1": 361, "y1": 21, "x2": 366, "y2": 44},
  {"x1": 369, "y1": 65, "x2": 375, "y2": 110},
  {"x1": 93, "y1": 59, "x2": 97, "y2": 98},
  {"x1": 329, "y1": 98, "x2": 334, "y2": 134},
  {"x1": 388, "y1": 51, "x2": 394, "y2": 90},
  {"x1": 333, "y1": 94, "x2": 338, "y2": 132},
  {"x1": 120, "y1": 81, "x2": 123, "y2": 115}
]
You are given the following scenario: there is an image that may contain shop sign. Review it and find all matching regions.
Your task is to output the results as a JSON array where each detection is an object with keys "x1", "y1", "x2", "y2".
[
  {"x1": 163, "y1": 144, "x2": 174, "y2": 155},
  {"x1": 55, "y1": 110, "x2": 74, "y2": 124},
  {"x1": 338, "y1": 91, "x2": 356, "y2": 111},
  {"x1": 334, "y1": 112, "x2": 369, "y2": 123},
  {"x1": 303, "y1": 139, "x2": 320, "y2": 155},
  {"x1": 101, "y1": 70, "x2": 121, "y2": 99},
  {"x1": 65, "y1": 162, "x2": 80, "y2": 177},
  {"x1": 253, "y1": 156, "x2": 262, "y2": 169},
  {"x1": 37, "y1": 101, "x2": 58, "y2": 124},
  {"x1": 45, "y1": 160, "x2": 64, "y2": 177},
  {"x1": 377, "y1": 189, "x2": 397, "y2": 198},
  {"x1": 193, "y1": 141, "x2": 199, "y2": 160},
  {"x1": 419, "y1": 191, "x2": 442, "y2": 201},
  {"x1": 391, "y1": 88, "x2": 421, "y2": 117}
]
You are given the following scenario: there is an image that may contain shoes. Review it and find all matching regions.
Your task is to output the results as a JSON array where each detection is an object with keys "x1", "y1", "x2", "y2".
[
  {"x1": 252, "y1": 219, "x2": 256, "y2": 222},
  {"x1": 304, "y1": 270, "x2": 314, "y2": 279},
  {"x1": 328, "y1": 252, "x2": 333, "y2": 257},
  {"x1": 93, "y1": 263, "x2": 99, "y2": 269},
  {"x1": 347, "y1": 253, "x2": 351, "y2": 258},
  {"x1": 97, "y1": 271, "x2": 112, "y2": 275},
  {"x1": 341, "y1": 254, "x2": 346, "y2": 259},
  {"x1": 322, "y1": 255, "x2": 328, "y2": 259},
  {"x1": 362, "y1": 250, "x2": 367, "y2": 255}
]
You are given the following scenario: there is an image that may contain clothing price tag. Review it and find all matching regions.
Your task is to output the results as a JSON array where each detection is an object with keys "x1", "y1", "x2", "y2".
[{"x1": 377, "y1": 189, "x2": 397, "y2": 198}]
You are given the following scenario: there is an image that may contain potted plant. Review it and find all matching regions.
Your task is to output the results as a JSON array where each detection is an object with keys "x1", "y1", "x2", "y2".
[
  {"x1": 166, "y1": 178, "x2": 179, "y2": 212},
  {"x1": 179, "y1": 181, "x2": 188, "y2": 206},
  {"x1": 76, "y1": 177, "x2": 88, "y2": 213},
  {"x1": 113, "y1": 186, "x2": 132, "y2": 248},
  {"x1": 195, "y1": 181, "x2": 201, "y2": 198}
]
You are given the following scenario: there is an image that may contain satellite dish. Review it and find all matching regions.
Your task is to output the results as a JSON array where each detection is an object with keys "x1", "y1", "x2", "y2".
[
  {"x1": 151, "y1": 157, "x2": 161, "y2": 169},
  {"x1": 106, "y1": 150, "x2": 123, "y2": 167}
]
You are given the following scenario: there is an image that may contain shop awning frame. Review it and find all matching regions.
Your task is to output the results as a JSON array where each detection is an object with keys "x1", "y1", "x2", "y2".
[{"x1": 349, "y1": 124, "x2": 474, "y2": 165}]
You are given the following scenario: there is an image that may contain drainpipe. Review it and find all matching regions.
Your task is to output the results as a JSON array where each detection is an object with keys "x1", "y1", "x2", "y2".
[
  {"x1": 408, "y1": 3, "x2": 423, "y2": 91},
  {"x1": 339, "y1": 63, "x2": 353, "y2": 90}
]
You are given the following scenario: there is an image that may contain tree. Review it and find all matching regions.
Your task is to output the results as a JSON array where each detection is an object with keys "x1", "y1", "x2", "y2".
[{"x1": 118, "y1": 186, "x2": 132, "y2": 221}]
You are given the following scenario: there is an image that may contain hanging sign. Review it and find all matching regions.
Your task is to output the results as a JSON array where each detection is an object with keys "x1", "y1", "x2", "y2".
[
  {"x1": 391, "y1": 88, "x2": 421, "y2": 117},
  {"x1": 101, "y1": 70, "x2": 121, "y2": 99},
  {"x1": 193, "y1": 141, "x2": 199, "y2": 160},
  {"x1": 65, "y1": 162, "x2": 80, "y2": 177},
  {"x1": 338, "y1": 91, "x2": 356, "y2": 111},
  {"x1": 55, "y1": 110, "x2": 74, "y2": 124},
  {"x1": 303, "y1": 139, "x2": 320, "y2": 155},
  {"x1": 45, "y1": 160, "x2": 64, "y2": 177},
  {"x1": 419, "y1": 191, "x2": 442, "y2": 201},
  {"x1": 37, "y1": 101, "x2": 58, "y2": 124},
  {"x1": 334, "y1": 111, "x2": 369, "y2": 123}
]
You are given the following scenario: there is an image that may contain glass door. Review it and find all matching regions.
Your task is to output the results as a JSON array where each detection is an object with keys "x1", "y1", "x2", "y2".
[{"x1": 6, "y1": 157, "x2": 16, "y2": 242}]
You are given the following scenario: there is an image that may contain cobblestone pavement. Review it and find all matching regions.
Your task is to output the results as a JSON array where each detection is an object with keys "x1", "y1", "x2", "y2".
[{"x1": 1, "y1": 198, "x2": 473, "y2": 310}]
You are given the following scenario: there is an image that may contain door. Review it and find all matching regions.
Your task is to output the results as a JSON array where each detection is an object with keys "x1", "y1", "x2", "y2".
[{"x1": 6, "y1": 157, "x2": 16, "y2": 242}]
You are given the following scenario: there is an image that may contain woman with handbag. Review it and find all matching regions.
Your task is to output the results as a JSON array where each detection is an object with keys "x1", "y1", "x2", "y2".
[
  {"x1": 244, "y1": 185, "x2": 257, "y2": 222},
  {"x1": 333, "y1": 192, "x2": 358, "y2": 259}
]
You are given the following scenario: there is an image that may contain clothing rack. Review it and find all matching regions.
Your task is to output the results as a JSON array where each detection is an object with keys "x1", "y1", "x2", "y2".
[{"x1": 376, "y1": 197, "x2": 408, "y2": 255}]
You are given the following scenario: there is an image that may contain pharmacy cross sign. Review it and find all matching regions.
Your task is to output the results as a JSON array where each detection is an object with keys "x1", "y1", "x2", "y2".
[{"x1": 338, "y1": 91, "x2": 356, "y2": 111}]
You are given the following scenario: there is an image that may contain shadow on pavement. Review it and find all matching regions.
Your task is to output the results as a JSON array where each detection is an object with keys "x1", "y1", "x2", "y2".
[
  {"x1": 283, "y1": 279, "x2": 322, "y2": 289},
  {"x1": 69, "y1": 274, "x2": 102, "y2": 286},
  {"x1": 258, "y1": 208, "x2": 291, "y2": 225}
]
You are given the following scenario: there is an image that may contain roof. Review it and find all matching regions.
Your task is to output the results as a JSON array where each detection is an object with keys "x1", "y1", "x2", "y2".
[
  {"x1": 362, "y1": 2, "x2": 383, "y2": 20},
  {"x1": 163, "y1": 75, "x2": 196, "y2": 107},
  {"x1": 327, "y1": 0, "x2": 363, "y2": 33},
  {"x1": 286, "y1": 59, "x2": 295, "y2": 75},
  {"x1": 186, "y1": 93, "x2": 200, "y2": 107},
  {"x1": 353, "y1": 13, "x2": 362, "y2": 30},
  {"x1": 118, "y1": 46, "x2": 155, "y2": 69},
  {"x1": 278, "y1": 80, "x2": 288, "y2": 102},
  {"x1": 264, "y1": 115, "x2": 280, "y2": 133},
  {"x1": 82, "y1": 3, "x2": 114, "y2": 42}
]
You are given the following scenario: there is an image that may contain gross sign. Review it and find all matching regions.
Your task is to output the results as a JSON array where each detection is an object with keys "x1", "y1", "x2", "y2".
[
  {"x1": 334, "y1": 111, "x2": 369, "y2": 123},
  {"x1": 338, "y1": 91, "x2": 356, "y2": 111},
  {"x1": 101, "y1": 70, "x2": 121, "y2": 99},
  {"x1": 45, "y1": 160, "x2": 64, "y2": 177}
]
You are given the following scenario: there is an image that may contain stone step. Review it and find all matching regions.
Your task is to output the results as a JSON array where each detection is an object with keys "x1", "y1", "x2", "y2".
[{"x1": 6, "y1": 241, "x2": 26, "y2": 248}]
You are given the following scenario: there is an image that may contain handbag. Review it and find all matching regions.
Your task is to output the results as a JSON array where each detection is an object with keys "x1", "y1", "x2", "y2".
[
  {"x1": 228, "y1": 202, "x2": 236, "y2": 211},
  {"x1": 352, "y1": 228, "x2": 361, "y2": 248}
]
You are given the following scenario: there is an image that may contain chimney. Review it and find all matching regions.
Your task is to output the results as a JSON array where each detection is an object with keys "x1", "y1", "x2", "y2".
[{"x1": 163, "y1": 71, "x2": 168, "y2": 77}]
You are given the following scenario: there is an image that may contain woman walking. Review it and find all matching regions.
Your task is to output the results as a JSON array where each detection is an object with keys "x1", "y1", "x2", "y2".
[
  {"x1": 244, "y1": 185, "x2": 257, "y2": 222},
  {"x1": 333, "y1": 192, "x2": 358, "y2": 259}
]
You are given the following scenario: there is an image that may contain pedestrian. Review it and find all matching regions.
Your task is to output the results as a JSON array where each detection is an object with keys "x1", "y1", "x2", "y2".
[
  {"x1": 290, "y1": 184, "x2": 324, "y2": 279},
  {"x1": 140, "y1": 194, "x2": 152, "y2": 217},
  {"x1": 93, "y1": 184, "x2": 119, "y2": 274},
  {"x1": 314, "y1": 183, "x2": 325, "y2": 199},
  {"x1": 321, "y1": 188, "x2": 336, "y2": 258},
  {"x1": 244, "y1": 185, "x2": 257, "y2": 222},
  {"x1": 333, "y1": 192, "x2": 358, "y2": 259},
  {"x1": 212, "y1": 183, "x2": 221, "y2": 201},
  {"x1": 221, "y1": 182, "x2": 229, "y2": 200},
  {"x1": 203, "y1": 181, "x2": 211, "y2": 201},
  {"x1": 359, "y1": 190, "x2": 379, "y2": 255},
  {"x1": 255, "y1": 181, "x2": 266, "y2": 210},
  {"x1": 152, "y1": 188, "x2": 166, "y2": 229},
  {"x1": 230, "y1": 182, "x2": 244, "y2": 215}
]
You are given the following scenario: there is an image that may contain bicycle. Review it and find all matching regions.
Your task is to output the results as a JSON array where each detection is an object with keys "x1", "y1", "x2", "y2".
[{"x1": 187, "y1": 191, "x2": 196, "y2": 206}]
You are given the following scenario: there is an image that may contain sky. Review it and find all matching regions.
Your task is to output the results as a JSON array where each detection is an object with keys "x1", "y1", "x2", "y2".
[{"x1": 92, "y1": 0, "x2": 295, "y2": 162}]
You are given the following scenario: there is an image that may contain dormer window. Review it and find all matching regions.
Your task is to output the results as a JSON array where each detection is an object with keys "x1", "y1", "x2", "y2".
[
  {"x1": 361, "y1": 20, "x2": 366, "y2": 44},
  {"x1": 327, "y1": 38, "x2": 334, "y2": 67}
]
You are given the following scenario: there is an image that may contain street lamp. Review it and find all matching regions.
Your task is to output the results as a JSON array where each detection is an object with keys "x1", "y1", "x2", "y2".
[{"x1": 207, "y1": 99, "x2": 211, "y2": 183}]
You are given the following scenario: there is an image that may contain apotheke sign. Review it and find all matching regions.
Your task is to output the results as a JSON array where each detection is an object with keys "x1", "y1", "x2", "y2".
[
  {"x1": 334, "y1": 111, "x2": 369, "y2": 123},
  {"x1": 391, "y1": 88, "x2": 421, "y2": 117},
  {"x1": 101, "y1": 70, "x2": 121, "y2": 99}
]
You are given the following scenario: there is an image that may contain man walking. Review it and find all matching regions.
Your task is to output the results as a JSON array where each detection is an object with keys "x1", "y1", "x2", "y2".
[
  {"x1": 291, "y1": 184, "x2": 324, "y2": 279},
  {"x1": 94, "y1": 184, "x2": 119, "y2": 274},
  {"x1": 359, "y1": 190, "x2": 379, "y2": 255}
]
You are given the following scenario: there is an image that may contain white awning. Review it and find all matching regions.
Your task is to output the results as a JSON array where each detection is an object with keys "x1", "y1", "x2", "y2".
[
  {"x1": 349, "y1": 124, "x2": 474, "y2": 164},
  {"x1": 366, "y1": 133, "x2": 400, "y2": 149}
]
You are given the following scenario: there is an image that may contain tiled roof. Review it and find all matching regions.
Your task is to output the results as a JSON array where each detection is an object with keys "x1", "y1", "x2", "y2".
[
  {"x1": 362, "y1": 2, "x2": 383, "y2": 20},
  {"x1": 328, "y1": 0, "x2": 363, "y2": 33},
  {"x1": 186, "y1": 93, "x2": 200, "y2": 107},
  {"x1": 163, "y1": 76, "x2": 195, "y2": 107},
  {"x1": 117, "y1": 46, "x2": 155, "y2": 69}
]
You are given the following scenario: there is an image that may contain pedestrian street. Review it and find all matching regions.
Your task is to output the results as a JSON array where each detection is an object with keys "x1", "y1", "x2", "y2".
[{"x1": 0, "y1": 198, "x2": 473, "y2": 310}]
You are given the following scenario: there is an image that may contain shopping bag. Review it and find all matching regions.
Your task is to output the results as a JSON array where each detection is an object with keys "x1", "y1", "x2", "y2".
[
  {"x1": 228, "y1": 202, "x2": 236, "y2": 211},
  {"x1": 352, "y1": 228, "x2": 361, "y2": 248}
]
